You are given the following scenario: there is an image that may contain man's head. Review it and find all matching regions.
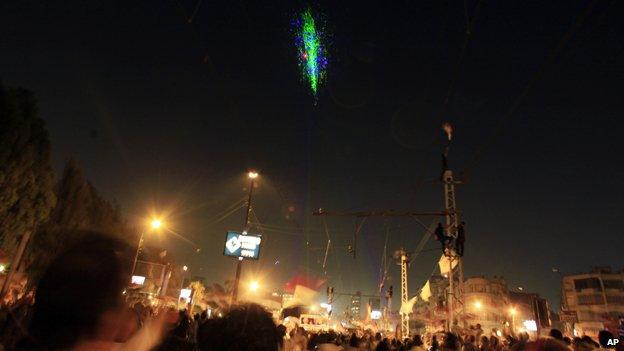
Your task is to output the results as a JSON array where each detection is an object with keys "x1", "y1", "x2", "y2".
[
  {"x1": 549, "y1": 329, "x2": 563, "y2": 340},
  {"x1": 27, "y1": 232, "x2": 133, "y2": 349},
  {"x1": 197, "y1": 303, "x2": 280, "y2": 351}
]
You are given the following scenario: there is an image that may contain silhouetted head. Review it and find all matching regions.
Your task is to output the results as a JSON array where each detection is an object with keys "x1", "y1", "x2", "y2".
[
  {"x1": 549, "y1": 329, "x2": 563, "y2": 340},
  {"x1": 197, "y1": 303, "x2": 279, "y2": 351},
  {"x1": 25, "y1": 232, "x2": 133, "y2": 349},
  {"x1": 349, "y1": 333, "x2": 360, "y2": 347}
]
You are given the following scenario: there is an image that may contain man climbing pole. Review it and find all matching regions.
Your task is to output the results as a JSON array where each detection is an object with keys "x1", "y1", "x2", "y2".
[
  {"x1": 456, "y1": 221, "x2": 466, "y2": 256},
  {"x1": 434, "y1": 222, "x2": 452, "y2": 253}
]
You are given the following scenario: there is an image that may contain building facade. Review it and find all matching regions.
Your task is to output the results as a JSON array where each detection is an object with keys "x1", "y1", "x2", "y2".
[
  {"x1": 462, "y1": 276, "x2": 510, "y2": 332},
  {"x1": 508, "y1": 291, "x2": 551, "y2": 335},
  {"x1": 350, "y1": 292, "x2": 362, "y2": 321},
  {"x1": 561, "y1": 267, "x2": 624, "y2": 337},
  {"x1": 423, "y1": 274, "x2": 552, "y2": 335}
]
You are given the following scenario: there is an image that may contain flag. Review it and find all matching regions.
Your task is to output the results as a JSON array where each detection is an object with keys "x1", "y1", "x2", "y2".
[
  {"x1": 420, "y1": 280, "x2": 432, "y2": 301},
  {"x1": 283, "y1": 285, "x2": 319, "y2": 308},
  {"x1": 283, "y1": 273, "x2": 325, "y2": 308},
  {"x1": 438, "y1": 253, "x2": 458, "y2": 275},
  {"x1": 284, "y1": 273, "x2": 326, "y2": 293},
  {"x1": 400, "y1": 296, "x2": 418, "y2": 315}
]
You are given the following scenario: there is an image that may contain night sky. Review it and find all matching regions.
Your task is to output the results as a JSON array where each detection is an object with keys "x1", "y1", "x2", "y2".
[{"x1": 2, "y1": 0, "x2": 623, "y2": 312}]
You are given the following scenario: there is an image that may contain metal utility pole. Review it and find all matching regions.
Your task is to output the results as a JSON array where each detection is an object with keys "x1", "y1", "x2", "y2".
[
  {"x1": 313, "y1": 209, "x2": 445, "y2": 336},
  {"x1": 131, "y1": 231, "x2": 144, "y2": 280},
  {"x1": 396, "y1": 249, "x2": 411, "y2": 338},
  {"x1": 231, "y1": 171, "x2": 258, "y2": 303},
  {"x1": 442, "y1": 168, "x2": 463, "y2": 331}
]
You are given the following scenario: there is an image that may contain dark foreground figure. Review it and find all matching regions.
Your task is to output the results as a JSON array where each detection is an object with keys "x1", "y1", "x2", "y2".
[{"x1": 2, "y1": 231, "x2": 281, "y2": 351}]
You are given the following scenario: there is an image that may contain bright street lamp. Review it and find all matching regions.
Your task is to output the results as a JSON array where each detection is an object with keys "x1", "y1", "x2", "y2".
[
  {"x1": 131, "y1": 216, "x2": 165, "y2": 281},
  {"x1": 150, "y1": 218, "x2": 162, "y2": 229},
  {"x1": 249, "y1": 281, "x2": 260, "y2": 293},
  {"x1": 183, "y1": 265, "x2": 188, "y2": 272},
  {"x1": 474, "y1": 301, "x2": 482, "y2": 309},
  {"x1": 232, "y1": 170, "x2": 260, "y2": 303}
]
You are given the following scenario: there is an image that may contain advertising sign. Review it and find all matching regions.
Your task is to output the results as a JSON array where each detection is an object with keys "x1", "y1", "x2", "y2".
[
  {"x1": 180, "y1": 288, "x2": 192, "y2": 299},
  {"x1": 131, "y1": 275, "x2": 146, "y2": 285},
  {"x1": 223, "y1": 231, "x2": 262, "y2": 260}
]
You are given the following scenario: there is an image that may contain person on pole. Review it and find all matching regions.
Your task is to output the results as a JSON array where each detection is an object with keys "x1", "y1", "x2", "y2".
[
  {"x1": 456, "y1": 222, "x2": 466, "y2": 256},
  {"x1": 435, "y1": 223, "x2": 451, "y2": 253}
]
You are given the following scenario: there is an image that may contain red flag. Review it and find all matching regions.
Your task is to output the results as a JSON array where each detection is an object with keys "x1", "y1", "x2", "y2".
[{"x1": 283, "y1": 273, "x2": 326, "y2": 293}]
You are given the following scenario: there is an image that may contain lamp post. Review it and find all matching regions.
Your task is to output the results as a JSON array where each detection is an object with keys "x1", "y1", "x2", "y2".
[
  {"x1": 177, "y1": 265, "x2": 188, "y2": 309},
  {"x1": 249, "y1": 280, "x2": 260, "y2": 293},
  {"x1": 131, "y1": 218, "x2": 163, "y2": 280},
  {"x1": 231, "y1": 171, "x2": 258, "y2": 303}
]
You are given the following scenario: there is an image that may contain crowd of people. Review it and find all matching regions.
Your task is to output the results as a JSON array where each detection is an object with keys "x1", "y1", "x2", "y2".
[
  {"x1": 0, "y1": 234, "x2": 622, "y2": 351},
  {"x1": 274, "y1": 327, "x2": 622, "y2": 351}
]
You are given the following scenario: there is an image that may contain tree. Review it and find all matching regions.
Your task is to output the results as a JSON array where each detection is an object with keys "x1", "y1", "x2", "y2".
[
  {"x1": 189, "y1": 280, "x2": 206, "y2": 312},
  {"x1": 0, "y1": 83, "x2": 56, "y2": 262},
  {"x1": 203, "y1": 281, "x2": 234, "y2": 312},
  {"x1": 25, "y1": 158, "x2": 135, "y2": 281}
]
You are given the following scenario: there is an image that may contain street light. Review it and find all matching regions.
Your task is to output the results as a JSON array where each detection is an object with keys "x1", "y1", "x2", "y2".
[
  {"x1": 232, "y1": 170, "x2": 260, "y2": 303},
  {"x1": 183, "y1": 265, "x2": 188, "y2": 272},
  {"x1": 474, "y1": 301, "x2": 482, "y2": 309},
  {"x1": 131, "y1": 217, "x2": 165, "y2": 281},
  {"x1": 249, "y1": 281, "x2": 260, "y2": 293},
  {"x1": 151, "y1": 219, "x2": 162, "y2": 229}
]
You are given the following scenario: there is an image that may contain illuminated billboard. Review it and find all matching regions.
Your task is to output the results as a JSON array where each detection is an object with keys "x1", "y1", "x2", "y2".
[
  {"x1": 223, "y1": 231, "x2": 262, "y2": 260},
  {"x1": 131, "y1": 275, "x2": 146, "y2": 285}
]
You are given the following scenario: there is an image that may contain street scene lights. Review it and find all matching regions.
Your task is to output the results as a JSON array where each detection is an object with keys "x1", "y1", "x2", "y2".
[
  {"x1": 509, "y1": 307, "x2": 517, "y2": 332},
  {"x1": 249, "y1": 281, "x2": 260, "y2": 293},
  {"x1": 131, "y1": 216, "x2": 165, "y2": 279},
  {"x1": 150, "y1": 218, "x2": 162, "y2": 229},
  {"x1": 231, "y1": 170, "x2": 260, "y2": 303},
  {"x1": 474, "y1": 300, "x2": 482, "y2": 309}
]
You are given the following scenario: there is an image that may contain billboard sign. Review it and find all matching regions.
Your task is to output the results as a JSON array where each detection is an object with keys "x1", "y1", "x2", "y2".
[
  {"x1": 223, "y1": 231, "x2": 262, "y2": 260},
  {"x1": 131, "y1": 275, "x2": 146, "y2": 285},
  {"x1": 180, "y1": 288, "x2": 192, "y2": 299}
]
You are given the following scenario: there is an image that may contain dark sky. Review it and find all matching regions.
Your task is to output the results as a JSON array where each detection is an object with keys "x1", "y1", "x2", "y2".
[{"x1": 2, "y1": 0, "x2": 623, "y2": 312}]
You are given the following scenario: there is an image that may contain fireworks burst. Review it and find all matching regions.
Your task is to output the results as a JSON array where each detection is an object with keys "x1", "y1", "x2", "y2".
[{"x1": 294, "y1": 8, "x2": 328, "y2": 99}]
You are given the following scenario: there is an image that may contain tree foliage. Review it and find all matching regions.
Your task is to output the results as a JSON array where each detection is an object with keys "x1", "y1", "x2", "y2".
[
  {"x1": 25, "y1": 158, "x2": 136, "y2": 281},
  {"x1": 0, "y1": 83, "x2": 56, "y2": 255},
  {"x1": 203, "y1": 280, "x2": 233, "y2": 311}
]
